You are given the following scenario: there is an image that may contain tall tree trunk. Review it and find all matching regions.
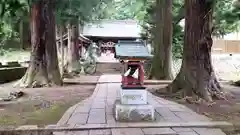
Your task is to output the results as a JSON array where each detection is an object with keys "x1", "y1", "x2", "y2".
[
  {"x1": 66, "y1": 22, "x2": 80, "y2": 74},
  {"x1": 165, "y1": 0, "x2": 223, "y2": 102},
  {"x1": 14, "y1": 0, "x2": 62, "y2": 88},
  {"x1": 19, "y1": 20, "x2": 24, "y2": 49},
  {"x1": 150, "y1": 0, "x2": 173, "y2": 80},
  {"x1": 60, "y1": 25, "x2": 64, "y2": 76},
  {"x1": 45, "y1": 1, "x2": 62, "y2": 85},
  {"x1": 19, "y1": 20, "x2": 31, "y2": 50},
  {"x1": 56, "y1": 25, "x2": 61, "y2": 54}
]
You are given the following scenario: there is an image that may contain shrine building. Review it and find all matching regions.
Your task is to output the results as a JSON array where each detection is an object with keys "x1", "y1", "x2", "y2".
[{"x1": 82, "y1": 20, "x2": 142, "y2": 53}]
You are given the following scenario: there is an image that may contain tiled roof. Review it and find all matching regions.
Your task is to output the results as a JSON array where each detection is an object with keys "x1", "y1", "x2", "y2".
[
  {"x1": 115, "y1": 41, "x2": 152, "y2": 59},
  {"x1": 82, "y1": 20, "x2": 141, "y2": 38}
]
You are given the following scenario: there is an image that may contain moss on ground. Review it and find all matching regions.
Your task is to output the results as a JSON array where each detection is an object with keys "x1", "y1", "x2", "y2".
[{"x1": 0, "y1": 100, "x2": 78, "y2": 127}]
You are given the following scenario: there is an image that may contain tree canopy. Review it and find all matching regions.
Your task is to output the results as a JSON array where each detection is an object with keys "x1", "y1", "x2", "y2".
[
  {"x1": 0, "y1": 0, "x2": 112, "y2": 49},
  {"x1": 55, "y1": 0, "x2": 111, "y2": 25}
]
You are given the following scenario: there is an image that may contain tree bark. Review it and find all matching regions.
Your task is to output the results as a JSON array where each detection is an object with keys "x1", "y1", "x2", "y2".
[
  {"x1": 19, "y1": 20, "x2": 24, "y2": 49},
  {"x1": 60, "y1": 25, "x2": 64, "y2": 76},
  {"x1": 165, "y1": 0, "x2": 223, "y2": 102},
  {"x1": 56, "y1": 25, "x2": 61, "y2": 54},
  {"x1": 19, "y1": 20, "x2": 31, "y2": 50},
  {"x1": 150, "y1": 0, "x2": 173, "y2": 80},
  {"x1": 66, "y1": 22, "x2": 81, "y2": 74},
  {"x1": 14, "y1": 0, "x2": 62, "y2": 88}
]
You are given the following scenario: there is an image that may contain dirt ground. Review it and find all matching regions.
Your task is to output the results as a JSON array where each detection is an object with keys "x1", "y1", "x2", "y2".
[
  {"x1": 0, "y1": 75, "x2": 99, "y2": 128},
  {"x1": 147, "y1": 84, "x2": 240, "y2": 134}
]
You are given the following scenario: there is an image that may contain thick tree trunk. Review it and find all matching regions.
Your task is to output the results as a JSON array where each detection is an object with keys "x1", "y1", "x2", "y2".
[
  {"x1": 14, "y1": 0, "x2": 62, "y2": 88},
  {"x1": 19, "y1": 20, "x2": 31, "y2": 50},
  {"x1": 165, "y1": 0, "x2": 224, "y2": 102},
  {"x1": 45, "y1": 1, "x2": 62, "y2": 85},
  {"x1": 66, "y1": 22, "x2": 81, "y2": 74},
  {"x1": 150, "y1": 0, "x2": 173, "y2": 80}
]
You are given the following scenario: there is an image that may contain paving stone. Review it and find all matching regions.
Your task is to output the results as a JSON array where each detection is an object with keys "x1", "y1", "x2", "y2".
[
  {"x1": 142, "y1": 128, "x2": 177, "y2": 135},
  {"x1": 57, "y1": 104, "x2": 79, "y2": 126},
  {"x1": 111, "y1": 128, "x2": 144, "y2": 135},
  {"x1": 164, "y1": 116, "x2": 183, "y2": 122},
  {"x1": 106, "y1": 114, "x2": 116, "y2": 124},
  {"x1": 76, "y1": 100, "x2": 92, "y2": 107},
  {"x1": 156, "y1": 98, "x2": 178, "y2": 105},
  {"x1": 172, "y1": 128, "x2": 193, "y2": 132},
  {"x1": 53, "y1": 131, "x2": 68, "y2": 135},
  {"x1": 57, "y1": 75, "x2": 226, "y2": 135},
  {"x1": 89, "y1": 129, "x2": 111, "y2": 135},
  {"x1": 67, "y1": 113, "x2": 88, "y2": 125},
  {"x1": 168, "y1": 106, "x2": 189, "y2": 112},
  {"x1": 93, "y1": 98, "x2": 106, "y2": 102},
  {"x1": 74, "y1": 105, "x2": 91, "y2": 113},
  {"x1": 155, "y1": 107, "x2": 177, "y2": 118},
  {"x1": 107, "y1": 89, "x2": 117, "y2": 95},
  {"x1": 106, "y1": 105, "x2": 114, "y2": 115},
  {"x1": 155, "y1": 111, "x2": 165, "y2": 121},
  {"x1": 88, "y1": 109, "x2": 106, "y2": 124},
  {"x1": 71, "y1": 131, "x2": 89, "y2": 135},
  {"x1": 174, "y1": 112, "x2": 209, "y2": 122},
  {"x1": 45, "y1": 125, "x2": 57, "y2": 129},
  {"x1": 177, "y1": 131, "x2": 199, "y2": 135},
  {"x1": 193, "y1": 128, "x2": 226, "y2": 135},
  {"x1": 107, "y1": 98, "x2": 116, "y2": 106},
  {"x1": 92, "y1": 101, "x2": 106, "y2": 109},
  {"x1": 96, "y1": 94, "x2": 107, "y2": 99},
  {"x1": 54, "y1": 124, "x2": 75, "y2": 135},
  {"x1": 154, "y1": 107, "x2": 187, "y2": 122}
]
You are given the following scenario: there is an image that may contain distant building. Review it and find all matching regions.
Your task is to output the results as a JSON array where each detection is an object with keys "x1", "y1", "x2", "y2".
[
  {"x1": 82, "y1": 20, "x2": 142, "y2": 53},
  {"x1": 179, "y1": 19, "x2": 240, "y2": 54}
]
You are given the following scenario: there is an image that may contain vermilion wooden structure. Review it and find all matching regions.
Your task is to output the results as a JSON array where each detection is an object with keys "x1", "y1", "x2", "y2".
[{"x1": 115, "y1": 41, "x2": 152, "y2": 89}]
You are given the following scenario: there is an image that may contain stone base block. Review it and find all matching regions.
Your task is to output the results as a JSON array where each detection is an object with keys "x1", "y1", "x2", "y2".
[
  {"x1": 114, "y1": 101, "x2": 155, "y2": 122},
  {"x1": 120, "y1": 89, "x2": 147, "y2": 105}
]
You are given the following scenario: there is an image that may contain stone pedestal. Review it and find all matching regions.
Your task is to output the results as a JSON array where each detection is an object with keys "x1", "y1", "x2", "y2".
[
  {"x1": 120, "y1": 89, "x2": 147, "y2": 105},
  {"x1": 114, "y1": 88, "x2": 155, "y2": 122}
]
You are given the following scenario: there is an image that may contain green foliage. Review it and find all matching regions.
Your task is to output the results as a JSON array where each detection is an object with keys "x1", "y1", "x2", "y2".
[
  {"x1": 0, "y1": 0, "x2": 27, "y2": 17},
  {"x1": 138, "y1": 0, "x2": 184, "y2": 58},
  {"x1": 0, "y1": 0, "x2": 111, "y2": 49},
  {"x1": 0, "y1": 0, "x2": 29, "y2": 49},
  {"x1": 55, "y1": 0, "x2": 112, "y2": 25},
  {"x1": 137, "y1": 0, "x2": 239, "y2": 58},
  {"x1": 105, "y1": 0, "x2": 147, "y2": 20},
  {"x1": 172, "y1": 24, "x2": 183, "y2": 58},
  {"x1": 213, "y1": 0, "x2": 240, "y2": 37}
]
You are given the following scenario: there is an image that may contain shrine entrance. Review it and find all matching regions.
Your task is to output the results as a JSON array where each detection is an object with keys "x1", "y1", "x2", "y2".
[{"x1": 83, "y1": 36, "x2": 138, "y2": 54}]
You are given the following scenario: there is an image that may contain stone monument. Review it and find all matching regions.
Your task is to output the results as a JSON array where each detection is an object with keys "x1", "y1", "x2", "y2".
[{"x1": 114, "y1": 40, "x2": 155, "y2": 122}]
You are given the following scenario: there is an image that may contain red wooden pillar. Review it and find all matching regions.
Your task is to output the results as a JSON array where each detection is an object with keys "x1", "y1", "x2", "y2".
[{"x1": 139, "y1": 62, "x2": 144, "y2": 86}]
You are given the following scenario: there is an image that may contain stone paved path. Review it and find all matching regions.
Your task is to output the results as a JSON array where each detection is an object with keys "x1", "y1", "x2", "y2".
[{"x1": 56, "y1": 75, "x2": 226, "y2": 135}]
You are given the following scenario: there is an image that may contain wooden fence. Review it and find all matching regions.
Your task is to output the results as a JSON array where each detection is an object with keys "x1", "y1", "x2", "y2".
[{"x1": 212, "y1": 39, "x2": 240, "y2": 54}]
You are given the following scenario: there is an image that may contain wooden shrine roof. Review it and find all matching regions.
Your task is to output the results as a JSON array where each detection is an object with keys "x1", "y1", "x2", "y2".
[{"x1": 114, "y1": 41, "x2": 152, "y2": 59}]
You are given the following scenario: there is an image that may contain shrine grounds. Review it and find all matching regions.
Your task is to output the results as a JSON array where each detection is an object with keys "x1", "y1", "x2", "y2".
[
  {"x1": 0, "y1": 50, "x2": 240, "y2": 134},
  {"x1": 0, "y1": 76, "x2": 99, "y2": 127},
  {"x1": 148, "y1": 84, "x2": 240, "y2": 135},
  {"x1": 0, "y1": 77, "x2": 240, "y2": 134}
]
